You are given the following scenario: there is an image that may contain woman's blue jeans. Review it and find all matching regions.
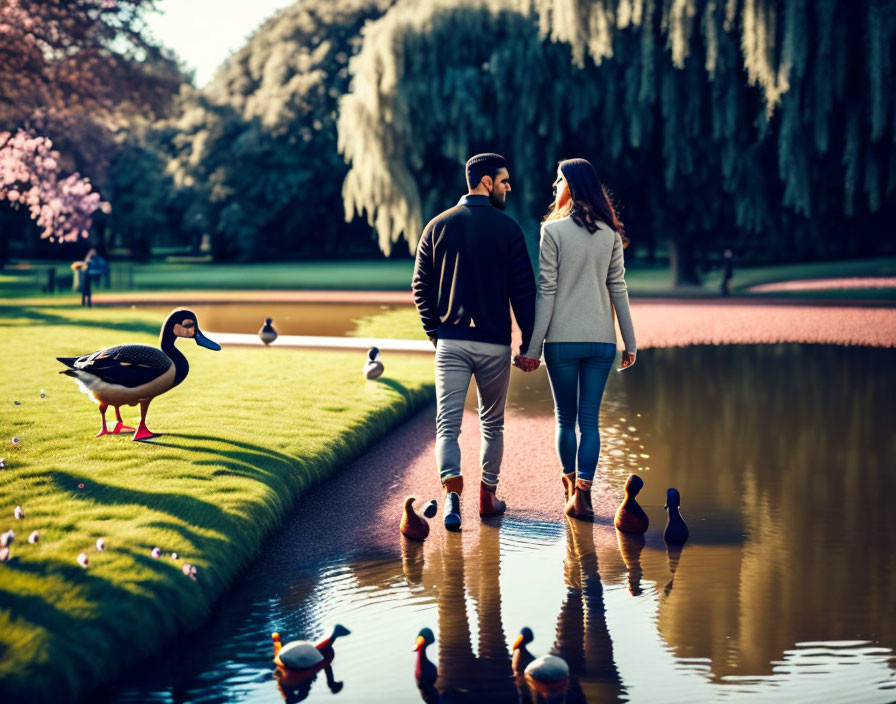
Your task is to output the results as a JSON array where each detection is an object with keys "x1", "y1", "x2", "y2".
[{"x1": 544, "y1": 342, "x2": 616, "y2": 482}]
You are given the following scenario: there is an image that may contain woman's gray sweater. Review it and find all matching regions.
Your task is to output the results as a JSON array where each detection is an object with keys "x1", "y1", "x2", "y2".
[{"x1": 521, "y1": 215, "x2": 637, "y2": 359}]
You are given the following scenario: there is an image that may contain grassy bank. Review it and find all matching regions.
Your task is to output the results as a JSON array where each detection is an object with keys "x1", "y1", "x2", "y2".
[
  {"x1": 4, "y1": 257, "x2": 895, "y2": 299},
  {"x1": 0, "y1": 303, "x2": 435, "y2": 702}
]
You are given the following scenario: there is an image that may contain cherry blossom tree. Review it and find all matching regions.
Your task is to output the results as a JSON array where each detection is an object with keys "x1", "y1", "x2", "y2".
[
  {"x1": 0, "y1": 130, "x2": 109, "y2": 244},
  {"x1": 0, "y1": 0, "x2": 181, "y2": 257}
]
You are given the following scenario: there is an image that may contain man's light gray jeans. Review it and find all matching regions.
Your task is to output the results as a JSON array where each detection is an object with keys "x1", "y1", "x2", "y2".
[{"x1": 435, "y1": 339, "x2": 512, "y2": 487}]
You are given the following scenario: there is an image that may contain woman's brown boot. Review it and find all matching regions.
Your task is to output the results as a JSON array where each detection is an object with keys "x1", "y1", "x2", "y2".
[
  {"x1": 564, "y1": 478, "x2": 594, "y2": 521},
  {"x1": 561, "y1": 472, "x2": 576, "y2": 502}
]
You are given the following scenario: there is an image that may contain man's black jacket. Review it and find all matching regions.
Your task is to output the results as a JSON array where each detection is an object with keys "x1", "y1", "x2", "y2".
[{"x1": 412, "y1": 194, "x2": 536, "y2": 353}]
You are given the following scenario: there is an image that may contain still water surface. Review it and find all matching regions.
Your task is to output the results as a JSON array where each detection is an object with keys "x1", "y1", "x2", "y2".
[
  {"x1": 97, "y1": 345, "x2": 896, "y2": 703},
  {"x1": 119, "y1": 303, "x2": 400, "y2": 337}
]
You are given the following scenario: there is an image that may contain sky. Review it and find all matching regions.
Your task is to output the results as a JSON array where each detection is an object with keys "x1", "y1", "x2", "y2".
[{"x1": 144, "y1": 0, "x2": 296, "y2": 87}]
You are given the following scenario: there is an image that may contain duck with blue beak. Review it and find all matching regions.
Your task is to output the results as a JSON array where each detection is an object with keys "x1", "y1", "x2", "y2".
[{"x1": 57, "y1": 309, "x2": 221, "y2": 441}]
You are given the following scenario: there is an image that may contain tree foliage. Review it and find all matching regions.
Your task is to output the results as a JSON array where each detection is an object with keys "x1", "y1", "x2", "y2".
[
  {"x1": 0, "y1": 129, "x2": 110, "y2": 243},
  {"x1": 339, "y1": 0, "x2": 896, "y2": 281},
  {"x1": 160, "y1": 0, "x2": 392, "y2": 261},
  {"x1": 0, "y1": 0, "x2": 184, "y2": 260},
  {"x1": 0, "y1": 0, "x2": 182, "y2": 177}
]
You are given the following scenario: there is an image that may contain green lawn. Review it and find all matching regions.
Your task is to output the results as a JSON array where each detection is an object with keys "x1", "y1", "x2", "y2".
[
  {"x1": 0, "y1": 303, "x2": 434, "y2": 703},
  {"x1": 3, "y1": 256, "x2": 895, "y2": 300}
]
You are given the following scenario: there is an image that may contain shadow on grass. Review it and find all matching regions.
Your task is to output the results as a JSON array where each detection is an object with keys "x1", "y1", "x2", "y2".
[
  {"x1": 153, "y1": 432, "x2": 301, "y2": 467},
  {"x1": 51, "y1": 470, "x2": 240, "y2": 536},
  {"x1": 0, "y1": 305, "x2": 159, "y2": 336},
  {"x1": 374, "y1": 377, "x2": 413, "y2": 401}
]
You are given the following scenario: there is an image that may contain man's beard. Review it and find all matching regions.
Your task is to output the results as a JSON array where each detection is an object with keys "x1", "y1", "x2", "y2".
[{"x1": 488, "y1": 190, "x2": 506, "y2": 210}]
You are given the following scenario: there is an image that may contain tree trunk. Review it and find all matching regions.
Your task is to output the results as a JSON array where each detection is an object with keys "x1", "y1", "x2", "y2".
[{"x1": 668, "y1": 238, "x2": 701, "y2": 286}]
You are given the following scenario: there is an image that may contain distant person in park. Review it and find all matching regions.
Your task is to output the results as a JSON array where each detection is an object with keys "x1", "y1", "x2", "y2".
[
  {"x1": 412, "y1": 152, "x2": 537, "y2": 531},
  {"x1": 80, "y1": 248, "x2": 107, "y2": 308},
  {"x1": 517, "y1": 158, "x2": 637, "y2": 521},
  {"x1": 720, "y1": 248, "x2": 734, "y2": 296}
]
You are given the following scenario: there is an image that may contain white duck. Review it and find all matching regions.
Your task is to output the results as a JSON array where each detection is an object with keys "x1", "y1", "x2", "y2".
[{"x1": 364, "y1": 347, "x2": 384, "y2": 379}]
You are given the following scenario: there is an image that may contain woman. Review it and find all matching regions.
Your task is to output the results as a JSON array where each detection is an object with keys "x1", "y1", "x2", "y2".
[{"x1": 516, "y1": 158, "x2": 636, "y2": 520}]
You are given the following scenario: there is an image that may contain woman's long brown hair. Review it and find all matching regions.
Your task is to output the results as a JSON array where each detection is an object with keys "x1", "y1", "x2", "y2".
[{"x1": 543, "y1": 158, "x2": 628, "y2": 247}]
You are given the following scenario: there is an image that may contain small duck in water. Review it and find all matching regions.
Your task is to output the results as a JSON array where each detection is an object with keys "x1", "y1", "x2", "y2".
[
  {"x1": 364, "y1": 346, "x2": 384, "y2": 379},
  {"x1": 259, "y1": 317, "x2": 278, "y2": 346},
  {"x1": 57, "y1": 309, "x2": 220, "y2": 441},
  {"x1": 273, "y1": 625, "x2": 350, "y2": 696},
  {"x1": 512, "y1": 626, "x2": 536, "y2": 689},
  {"x1": 663, "y1": 487, "x2": 689, "y2": 544},
  {"x1": 614, "y1": 473, "x2": 649, "y2": 534},
  {"x1": 400, "y1": 496, "x2": 438, "y2": 541},
  {"x1": 414, "y1": 627, "x2": 438, "y2": 702}
]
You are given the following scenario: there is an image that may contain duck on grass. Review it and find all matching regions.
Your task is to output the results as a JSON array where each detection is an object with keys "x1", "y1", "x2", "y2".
[{"x1": 57, "y1": 309, "x2": 221, "y2": 441}]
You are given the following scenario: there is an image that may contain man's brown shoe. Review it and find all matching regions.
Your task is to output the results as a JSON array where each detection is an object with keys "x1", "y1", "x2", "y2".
[{"x1": 479, "y1": 481, "x2": 506, "y2": 517}]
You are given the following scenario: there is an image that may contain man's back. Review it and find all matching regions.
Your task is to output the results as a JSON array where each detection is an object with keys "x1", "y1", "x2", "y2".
[{"x1": 412, "y1": 194, "x2": 535, "y2": 353}]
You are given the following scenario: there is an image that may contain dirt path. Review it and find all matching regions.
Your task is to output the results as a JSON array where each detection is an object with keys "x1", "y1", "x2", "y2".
[{"x1": 627, "y1": 298, "x2": 896, "y2": 348}]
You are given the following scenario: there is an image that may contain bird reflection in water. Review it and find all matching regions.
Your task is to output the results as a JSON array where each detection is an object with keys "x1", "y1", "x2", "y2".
[
  {"x1": 663, "y1": 542, "x2": 684, "y2": 598},
  {"x1": 616, "y1": 530, "x2": 646, "y2": 596},
  {"x1": 275, "y1": 663, "x2": 343, "y2": 703},
  {"x1": 402, "y1": 534, "x2": 426, "y2": 587}
]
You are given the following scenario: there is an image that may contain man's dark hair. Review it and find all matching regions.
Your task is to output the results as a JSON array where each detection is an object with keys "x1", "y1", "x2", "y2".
[{"x1": 466, "y1": 153, "x2": 506, "y2": 190}]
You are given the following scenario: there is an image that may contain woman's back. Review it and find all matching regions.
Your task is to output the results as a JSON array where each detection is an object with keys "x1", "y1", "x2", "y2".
[{"x1": 524, "y1": 215, "x2": 635, "y2": 357}]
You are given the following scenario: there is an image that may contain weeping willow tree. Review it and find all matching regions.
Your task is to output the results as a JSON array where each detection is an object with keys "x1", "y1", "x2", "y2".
[{"x1": 339, "y1": 0, "x2": 895, "y2": 284}]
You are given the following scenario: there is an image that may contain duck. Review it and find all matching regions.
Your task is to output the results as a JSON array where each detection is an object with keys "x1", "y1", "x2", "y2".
[
  {"x1": 524, "y1": 652, "x2": 570, "y2": 702},
  {"x1": 57, "y1": 309, "x2": 220, "y2": 441},
  {"x1": 259, "y1": 317, "x2": 278, "y2": 346},
  {"x1": 512, "y1": 626, "x2": 536, "y2": 682},
  {"x1": 364, "y1": 347, "x2": 384, "y2": 379},
  {"x1": 414, "y1": 627, "x2": 438, "y2": 700},
  {"x1": 663, "y1": 487, "x2": 689, "y2": 544},
  {"x1": 400, "y1": 496, "x2": 438, "y2": 541},
  {"x1": 614, "y1": 474, "x2": 649, "y2": 534},
  {"x1": 272, "y1": 624, "x2": 350, "y2": 688}
]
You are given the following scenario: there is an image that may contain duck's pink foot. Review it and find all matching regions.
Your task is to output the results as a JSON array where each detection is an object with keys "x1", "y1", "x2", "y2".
[
  {"x1": 132, "y1": 425, "x2": 160, "y2": 442},
  {"x1": 112, "y1": 422, "x2": 135, "y2": 435},
  {"x1": 96, "y1": 427, "x2": 110, "y2": 437}
]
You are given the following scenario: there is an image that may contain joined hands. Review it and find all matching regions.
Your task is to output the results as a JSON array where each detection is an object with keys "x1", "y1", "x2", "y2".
[{"x1": 513, "y1": 354, "x2": 540, "y2": 372}]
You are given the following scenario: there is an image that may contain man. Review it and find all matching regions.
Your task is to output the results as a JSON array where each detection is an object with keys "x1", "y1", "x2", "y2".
[{"x1": 412, "y1": 153, "x2": 538, "y2": 531}]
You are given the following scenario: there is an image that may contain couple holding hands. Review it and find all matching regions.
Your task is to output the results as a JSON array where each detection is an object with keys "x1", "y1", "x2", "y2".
[{"x1": 412, "y1": 153, "x2": 637, "y2": 530}]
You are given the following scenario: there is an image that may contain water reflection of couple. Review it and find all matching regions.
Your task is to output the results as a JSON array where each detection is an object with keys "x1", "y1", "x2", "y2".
[
  {"x1": 412, "y1": 153, "x2": 637, "y2": 529},
  {"x1": 403, "y1": 520, "x2": 621, "y2": 703}
]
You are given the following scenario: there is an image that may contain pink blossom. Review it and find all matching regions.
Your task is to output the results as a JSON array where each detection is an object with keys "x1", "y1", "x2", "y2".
[{"x1": 0, "y1": 130, "x2": 109, "y2": 242}]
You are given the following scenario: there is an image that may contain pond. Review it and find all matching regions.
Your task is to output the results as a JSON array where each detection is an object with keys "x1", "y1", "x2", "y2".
[
  {"x1": 93, "y1": 344, "x2": 896, "y2": 703},
  {"x1": 114, "y1": 303, "x2": 406, "y2": 338}
]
